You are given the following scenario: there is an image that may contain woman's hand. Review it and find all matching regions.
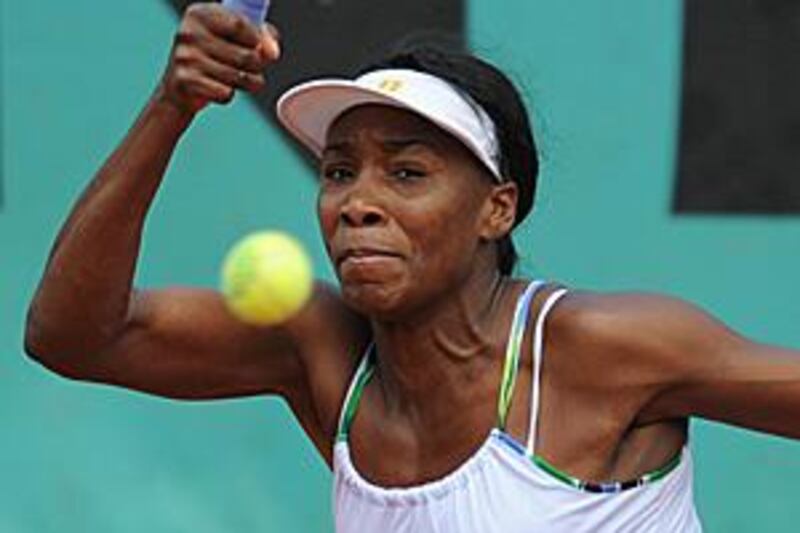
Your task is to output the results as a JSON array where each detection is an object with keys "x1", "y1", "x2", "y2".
[{"x1": 154, "y1": 3, "x2": 281, "y2": 117}]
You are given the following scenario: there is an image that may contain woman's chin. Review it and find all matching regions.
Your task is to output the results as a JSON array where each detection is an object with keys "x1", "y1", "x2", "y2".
[{"x1": 340, "y1": 282, "x2": 409, "y2": 320}]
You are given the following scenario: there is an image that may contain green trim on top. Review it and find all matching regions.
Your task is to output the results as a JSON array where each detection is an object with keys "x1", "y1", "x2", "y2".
[
  {"x1": 529, "y1": 447, "x2": 685, "y2": 494},
  {"x1": 532, "y1": 455, "x2": 583, "y2": 489},
  {"x1": 336, "y1": 349, "x2": 376, "y2": 443},
  {"x1": 497, "y1": 281, "x2": 541, "y2": 429},
  {"x1": 496, "y1": 323, "x2": 523, "y2": 429},
  {"x1": 643, "y1": 451, "x2": 683, "y2": 483}
]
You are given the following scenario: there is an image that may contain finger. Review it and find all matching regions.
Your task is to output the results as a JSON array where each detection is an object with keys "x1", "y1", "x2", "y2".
[
  {"x1": 198, "y1": 53, "x2": 266, "y2": 93},
  {"x1": 187, "y1": 77, "x2": 236, "y2": 105},
  {"x1": 259, "y1": 23, "x2": 281, "y2": 61},
  {"x1": 198, "y1": 36, "x2": 266, "y2": 74},
  {"x1": 195, "y1": 4, "x2": 262, "y2": 48}
]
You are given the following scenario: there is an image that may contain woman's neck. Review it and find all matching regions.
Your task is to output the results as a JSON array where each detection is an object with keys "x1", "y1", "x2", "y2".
[{"x1": 369, "y1": 269, "x2": 521, "y2": 428}]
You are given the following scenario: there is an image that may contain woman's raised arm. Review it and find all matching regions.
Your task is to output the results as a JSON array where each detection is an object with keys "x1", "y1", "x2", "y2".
[
  {"x1": 583, "y1": 293, "x2": 800, "y2": 439},
  {"x1": 23, "y1": 4, "x2": 302, "y2": 400}
]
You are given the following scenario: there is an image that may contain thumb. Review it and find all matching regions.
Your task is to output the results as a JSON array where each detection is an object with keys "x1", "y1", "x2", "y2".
[{"x1": 259, "y1": 23, "x2": 281, "y2": 61}]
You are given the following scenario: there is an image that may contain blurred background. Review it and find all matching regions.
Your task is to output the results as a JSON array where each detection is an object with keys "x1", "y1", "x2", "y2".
[{"x1": 2, "y1": 0, "x2": 799, "y2": 531}]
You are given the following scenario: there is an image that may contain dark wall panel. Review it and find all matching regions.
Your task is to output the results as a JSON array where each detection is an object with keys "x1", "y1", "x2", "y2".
[{"x1": 675, "y1": 0, "x2": 800, "y2": 214}]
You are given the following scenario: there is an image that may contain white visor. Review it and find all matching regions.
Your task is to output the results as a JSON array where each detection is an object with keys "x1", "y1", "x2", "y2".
[{"x1": 276, "y1": 69, "x2": 503, "y2": 181}]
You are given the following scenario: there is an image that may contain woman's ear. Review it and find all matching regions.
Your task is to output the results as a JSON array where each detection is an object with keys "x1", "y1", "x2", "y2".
[{"x1": 479, "y1": 181, "x2": 519, "y2": 240}]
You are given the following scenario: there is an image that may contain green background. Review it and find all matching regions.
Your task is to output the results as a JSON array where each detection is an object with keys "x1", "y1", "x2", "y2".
[{"x1": 3, "y1": 1, "x2": 799, "y2": 531}]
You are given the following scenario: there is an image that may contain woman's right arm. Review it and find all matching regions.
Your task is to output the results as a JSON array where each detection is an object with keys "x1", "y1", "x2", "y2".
[{"x1": 22, "y1": 5, "x2": 313, "y2": 401}]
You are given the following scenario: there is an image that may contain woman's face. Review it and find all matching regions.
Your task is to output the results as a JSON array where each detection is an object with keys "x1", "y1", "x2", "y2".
[{"x1": 317, "y1": 104, "x2": 514, "y2": 319}]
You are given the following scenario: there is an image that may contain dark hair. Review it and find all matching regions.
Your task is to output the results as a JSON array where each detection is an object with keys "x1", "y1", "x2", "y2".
[{"x1": 357, "y1": 39, "x2": 539, "y2": 275}]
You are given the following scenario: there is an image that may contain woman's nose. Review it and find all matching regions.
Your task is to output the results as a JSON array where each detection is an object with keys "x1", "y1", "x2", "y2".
[{"x1": 339, "y1": 197, "x2": 386, "y2": 227}]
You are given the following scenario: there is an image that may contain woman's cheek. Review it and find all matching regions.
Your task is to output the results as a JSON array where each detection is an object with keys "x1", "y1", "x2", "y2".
[
  {"x1": 316, "y1": 195, "x2": 338, "y2": 243},
  {"x1": 411, "y1": 225, "x2": 464, "y2": 279}
]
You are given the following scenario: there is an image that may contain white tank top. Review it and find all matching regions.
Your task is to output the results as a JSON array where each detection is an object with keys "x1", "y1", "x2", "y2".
[{"x1": 333, "y1": 281, "x2": 703, "y2": 532}]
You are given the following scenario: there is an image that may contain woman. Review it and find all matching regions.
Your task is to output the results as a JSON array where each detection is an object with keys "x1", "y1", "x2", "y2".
[{"x1": 24, "y1": 4, "x2": 800, "y2": 532}]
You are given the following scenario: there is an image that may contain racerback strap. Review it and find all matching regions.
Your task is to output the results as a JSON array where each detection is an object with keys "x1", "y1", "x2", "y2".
[{"x1": 526, "y1": 288, "x2": 569, "y2": 455}]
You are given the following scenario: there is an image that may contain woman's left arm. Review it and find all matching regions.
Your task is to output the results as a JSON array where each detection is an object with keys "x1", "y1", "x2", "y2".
[{"x1": 627, "y1": 294, "x2": 800, "y2": 438}]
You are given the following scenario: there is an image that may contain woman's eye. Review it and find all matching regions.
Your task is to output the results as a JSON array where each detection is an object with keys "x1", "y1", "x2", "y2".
[
  {"x1": 322, "y1": 167, "x2": 354, "y2": 182},
  {"x1": 392, "y1": 167, "x2": 426, "y2": 181}
]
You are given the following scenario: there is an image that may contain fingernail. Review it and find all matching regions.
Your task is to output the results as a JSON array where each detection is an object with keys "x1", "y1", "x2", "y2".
[{"x1": 261, "y1": 36, "x2": 280, "y2": 60}]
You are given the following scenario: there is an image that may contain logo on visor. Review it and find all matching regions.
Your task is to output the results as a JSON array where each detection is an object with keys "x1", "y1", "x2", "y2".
[{"x1": 377, "y1": 79, "x2": 405, "y2": 93}]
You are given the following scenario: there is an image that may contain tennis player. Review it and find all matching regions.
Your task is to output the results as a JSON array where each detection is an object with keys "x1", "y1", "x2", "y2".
[{"x1": 24, "y1": 4, "x2": 800, "y2": 532}]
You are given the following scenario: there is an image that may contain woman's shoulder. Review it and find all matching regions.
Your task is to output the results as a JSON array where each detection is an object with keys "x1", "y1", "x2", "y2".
[
  {"x1": 290, "y1": 280, "x2": 373, "y2": 384},
  {"x1": 546, "y1": 284, "x2": 703, "y2": 337},
  {"x1": 540, "y1": 284, "x2": 714, "y2": 375},
  {"x1": 282, "y1": 281, "x2": 373, "y2": 460}
]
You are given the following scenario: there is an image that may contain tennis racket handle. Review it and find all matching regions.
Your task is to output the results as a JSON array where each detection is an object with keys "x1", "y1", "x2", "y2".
[{"x1": 221, "y1": 0, "x2": 271, "y2": 25}]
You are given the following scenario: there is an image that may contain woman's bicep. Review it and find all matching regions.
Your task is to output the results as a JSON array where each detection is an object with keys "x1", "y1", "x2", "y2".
[
  {"x1": 663, "y1": 340, "x2": 800, "y2": 437},
  {"x1": 77, "y1": 287, "x2": 305, "y2": 400},
  {"x1": 637, "y1": 300, "x2": 800, "y2": 438}
]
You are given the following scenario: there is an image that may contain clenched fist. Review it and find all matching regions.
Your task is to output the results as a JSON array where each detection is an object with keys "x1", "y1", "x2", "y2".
[{"x1": 155, "y1": 2, "x2": 281, "y2": 117}]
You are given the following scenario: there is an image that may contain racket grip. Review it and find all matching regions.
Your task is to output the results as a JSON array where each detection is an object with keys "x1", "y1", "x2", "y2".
[{"x1": 221, "y1": 0, "x2": 271, "y2": 26}]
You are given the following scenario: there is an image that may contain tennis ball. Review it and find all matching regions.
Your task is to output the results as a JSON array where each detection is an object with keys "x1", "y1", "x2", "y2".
[{"x1": 221, "y1": 231, "x2": 313, "y2": 325}]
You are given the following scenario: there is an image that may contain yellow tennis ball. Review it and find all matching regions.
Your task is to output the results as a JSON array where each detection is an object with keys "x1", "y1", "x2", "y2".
[{"x1": 221, "y1": 231, "x2": 313, "y2": 326}]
